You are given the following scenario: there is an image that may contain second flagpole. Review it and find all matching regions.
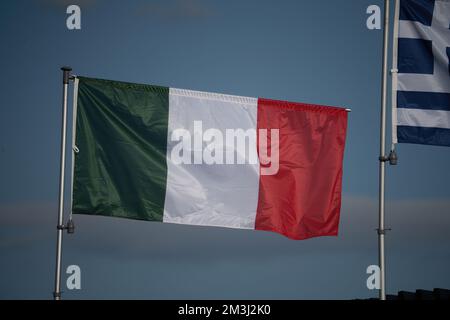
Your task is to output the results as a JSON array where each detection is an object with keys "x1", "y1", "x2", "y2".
[
  {"x1": 53, "y1": 66, "x2": 76, "y2": 300},
  {"x1": 378, "y1": 0, "x2": 393, "y2": 301}
]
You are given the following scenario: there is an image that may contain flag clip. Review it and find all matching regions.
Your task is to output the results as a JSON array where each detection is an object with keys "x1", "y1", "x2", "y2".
[
  {"x1": 377, "y1": 228, "x2": 391, "y2": 235},
  {"x1": 57, "y1": 220, "x2": 75, "y2": 234},
  {"x1": 379, "y1": 150, "x2": 398, "y2": 165}
]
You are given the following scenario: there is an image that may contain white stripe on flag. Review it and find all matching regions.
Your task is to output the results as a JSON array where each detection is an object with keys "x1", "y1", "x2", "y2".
[
  {"x1": 163, "y1": 88, "x2": 260, "y2": 229},
  {"x1": 397, "y1": 108, "x2": 450, "y2": 129},
  {"x1": 397, "y1": 74, "x2": 450, "y2": 94},
  {"x1": 398, "y1": 20, "x2": 431, "y2": 40}
]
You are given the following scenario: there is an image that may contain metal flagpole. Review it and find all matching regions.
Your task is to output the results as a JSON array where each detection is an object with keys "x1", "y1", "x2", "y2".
[
  {"x1": 53, "y1": 66, "x2": 72, "y2": 300},
  {"x1": 378, "y1": 0, "x2": 398, "y2": 300}
]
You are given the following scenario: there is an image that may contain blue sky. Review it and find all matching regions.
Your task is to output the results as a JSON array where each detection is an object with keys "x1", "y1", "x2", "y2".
[{"x1": 0, "y1": 0, "x2": 449, "y2": 299}]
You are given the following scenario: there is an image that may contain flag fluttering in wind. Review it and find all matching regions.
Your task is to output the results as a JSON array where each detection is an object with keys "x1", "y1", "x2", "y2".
[
  {"x1": 392, "y1": 0, "x2": 450, "y2": 146},
  {"x1": 71, "y1": 77, "x2": 347, "y2": 240}
]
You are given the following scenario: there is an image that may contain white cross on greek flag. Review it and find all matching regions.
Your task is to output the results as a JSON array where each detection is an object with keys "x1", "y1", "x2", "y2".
[{"x1": 392, "y1": 0, "x2": 450, "y2": 146}]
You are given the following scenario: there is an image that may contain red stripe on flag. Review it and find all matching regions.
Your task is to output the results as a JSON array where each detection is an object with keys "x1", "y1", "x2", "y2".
[{"x1": 255, "y1": 98, "x2": 348, "y2": 240}]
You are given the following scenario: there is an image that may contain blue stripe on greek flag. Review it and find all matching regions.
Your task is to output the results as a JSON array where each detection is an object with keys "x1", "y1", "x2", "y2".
[{"x1": 398, "y1": 91, "x2": 450, "y2": 111}]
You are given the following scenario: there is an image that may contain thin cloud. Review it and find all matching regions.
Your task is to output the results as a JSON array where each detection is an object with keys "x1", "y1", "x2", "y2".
[{"x1": 2, "y1": 196, "x2": 449, "y2": 260}]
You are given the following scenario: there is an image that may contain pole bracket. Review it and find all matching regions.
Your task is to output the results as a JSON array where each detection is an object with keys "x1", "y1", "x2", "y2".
[
  {"x1": 377, "y1": 228, "x2": 391, "y2": 235},
  {"x1": 56, "y1": 219, "x2": 75, "y2": 234},
  {"x1": 379, "y1": 150, "x2": 398, "y2": 165},
  {"x1": 53, "y1": 291, "x2": 62, "y2": 299}
]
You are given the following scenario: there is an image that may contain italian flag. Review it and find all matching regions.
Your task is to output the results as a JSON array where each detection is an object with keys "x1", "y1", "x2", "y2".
[{"x1": 72, "y1": 77, "x2": 348, "y2": 240}]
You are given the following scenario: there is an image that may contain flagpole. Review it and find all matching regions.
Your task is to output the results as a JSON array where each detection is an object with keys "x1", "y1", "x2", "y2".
[
  {"x1": 378, "y1": 0, "x2": 390, "y2": 301},
  {"x1": 53, "y1": 66, "x2": 72, "y2": 300}
]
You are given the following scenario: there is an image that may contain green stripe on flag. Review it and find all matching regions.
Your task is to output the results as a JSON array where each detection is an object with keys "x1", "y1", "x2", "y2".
[{"x1": 72, "y1": 77, "x2": 169, "y2": 222}]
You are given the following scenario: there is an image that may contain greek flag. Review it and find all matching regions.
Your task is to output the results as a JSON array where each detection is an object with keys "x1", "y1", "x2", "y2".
[{"x1": 392, "y1": 0, "x2": 450, "y2": 146}]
